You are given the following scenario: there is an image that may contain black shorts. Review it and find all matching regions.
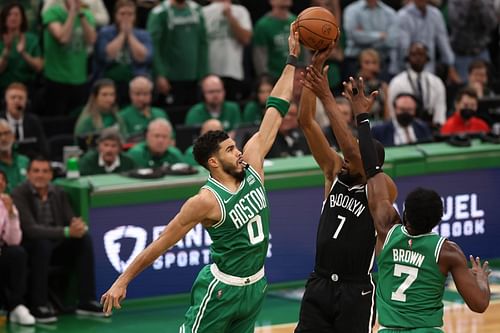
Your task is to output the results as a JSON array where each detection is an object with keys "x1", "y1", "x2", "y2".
[{"x1": 295, "y1": 272, "x2": 376, "y2": 333}]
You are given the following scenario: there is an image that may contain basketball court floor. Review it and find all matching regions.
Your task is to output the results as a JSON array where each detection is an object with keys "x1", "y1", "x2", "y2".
[{"x1": 1, "y1": 263, "x2": 498, "y2": 333}]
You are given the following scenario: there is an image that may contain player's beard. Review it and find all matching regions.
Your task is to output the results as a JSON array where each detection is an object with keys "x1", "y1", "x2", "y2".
[{"x1": 222, "y1": 161, "x2": 245, "y2": 182}]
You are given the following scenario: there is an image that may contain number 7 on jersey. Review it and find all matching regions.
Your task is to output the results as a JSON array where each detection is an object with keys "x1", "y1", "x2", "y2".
[{"x1": 332, "y1": 215, "x2": 346, "y2": 239}]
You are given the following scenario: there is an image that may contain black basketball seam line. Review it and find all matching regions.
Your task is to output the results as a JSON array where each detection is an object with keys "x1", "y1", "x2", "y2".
[
  {"x1": 298, "y1": 25, "x2": 337, "y2": 42},
  {"x1": 297, "y1": 19, "x2": 339, "y2": 29},
  {"x1": 297, "y1": 22, "x2": 340, "y2": 37}
]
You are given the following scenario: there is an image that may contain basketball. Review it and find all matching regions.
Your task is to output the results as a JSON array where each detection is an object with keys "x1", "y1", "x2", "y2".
[{"x1": 296, "y1": 7, "x2": 340, "y2": 51}]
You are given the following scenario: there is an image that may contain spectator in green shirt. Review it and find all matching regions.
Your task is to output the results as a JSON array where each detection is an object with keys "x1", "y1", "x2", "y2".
[
  {"x1": 127, "y1": 118, "x2": 184, "y2": 168},
  {"x1": 79, "y1": 127, "x2": 135, "y2": 176},
  {"x1": 184, "y1": 118, "x2": 223, "y2": 166},
  {"x1": 0, "y1": 3, "x2": 44, "y2": 96},
  {"x1": 75, "y1": 78, "x2": 128, "y2": 138},
  {"x1": 147, "y1": 0, "x2": 208, "y2": 106},
  {"x1": 120, "y1": 76, "x2": 169, "y2": 139},
  {"x1": 0, "y1": 119, "x2": 29, "y2": 193},
  {"x1": 185, "y1": 74, "x2": 241, "y2": 134},
  {"x1": 42, "y1": 0, "x2": 97, "y2": 116}
]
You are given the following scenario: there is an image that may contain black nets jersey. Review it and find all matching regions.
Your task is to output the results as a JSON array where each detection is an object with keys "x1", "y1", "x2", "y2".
[{"x1": 314, "y1": 177, "x2": 376, "y2": 276}]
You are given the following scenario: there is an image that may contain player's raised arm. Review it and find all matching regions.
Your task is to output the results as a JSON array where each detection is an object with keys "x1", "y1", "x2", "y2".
[
  {"x1": 345, "y1": 77, "x2": 399, "y2": 253},
  {"x1": 298, "y1": 44, "x2": 342, "y2": 191},
  {"x1": 242, "y1": 23, "x2": 298, "y2": 177},
  {"x1": 100, "y1": 190, "x2": 218, "y2": 315},
  {"x1": 440, "y1": 242, "x2": 491, "y2": 313},
  {"x1": 302, "y1": 58, "x2": 365, "y2": 182}
]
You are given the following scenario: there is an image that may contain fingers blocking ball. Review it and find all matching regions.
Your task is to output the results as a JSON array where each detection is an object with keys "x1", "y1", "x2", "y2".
[{"x1": 296, "y1": 6, "x2": 340, "y2": 51}]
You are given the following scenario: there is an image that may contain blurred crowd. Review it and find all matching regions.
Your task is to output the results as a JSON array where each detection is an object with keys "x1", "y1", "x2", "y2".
[{"x1": 0, "y1": 0, "x2": 499, "y2": 325}]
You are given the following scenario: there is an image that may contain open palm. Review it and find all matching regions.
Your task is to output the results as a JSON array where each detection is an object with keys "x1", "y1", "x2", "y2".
[{"x1": 342, "y1": 77, "x2": 378, "y2": 117}]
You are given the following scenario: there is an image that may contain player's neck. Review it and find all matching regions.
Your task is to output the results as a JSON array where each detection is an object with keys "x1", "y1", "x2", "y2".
[
  {"x1": 405, "y1": 225, "x2": 420, "y2": 236},
  {"x1": 211, "y1": 172, "x2": 241, "y2": 192}
]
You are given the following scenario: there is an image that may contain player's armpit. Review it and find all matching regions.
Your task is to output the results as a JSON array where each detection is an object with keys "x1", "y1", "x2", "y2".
[{"x1": 373, "y1": 200, "x2": 399, "y2": 254}]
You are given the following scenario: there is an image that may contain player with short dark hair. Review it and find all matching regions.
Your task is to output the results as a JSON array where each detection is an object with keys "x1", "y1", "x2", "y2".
[
  {"x1": 294, "y1": 42, "x2": 396, "y2": 333},
  {"x1": 346, "y1": 76, "x2": 491, "y2": 332},
  {"x1": 100, "y1": 23, "x2": 301, "y2": 333}
]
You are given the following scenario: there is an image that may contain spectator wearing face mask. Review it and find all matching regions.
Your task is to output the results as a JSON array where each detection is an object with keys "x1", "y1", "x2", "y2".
[
  {"x1": 441, "y1": 87, "x2": 490, "y2": 135},
  {"x1": 372, "y1": 93, "x2": 433, "y2": 146}
]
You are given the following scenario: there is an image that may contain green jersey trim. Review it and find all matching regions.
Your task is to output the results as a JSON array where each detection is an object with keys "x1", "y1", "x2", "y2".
[
  {"x1": 434, "y1": 237, "x2": 446, "y2": 263},
  {"x1": 192, "y1": 278, "x2": 219, "y2": 332},
  {"x1": 207, "y1": 175, "x2": 246, "y2": 195},
  {"x1": 201, "y1": 186, "x2": 226, "y2": 229},
  {"x1": 383, "y1": 224, "x2": 399, "y2": 250},
  {"x1": 246, "y1": 165, "x2": 264, "y2": 186},
  {"x1": 401, "y1": 226, "x2": 438, "y2": 238}
]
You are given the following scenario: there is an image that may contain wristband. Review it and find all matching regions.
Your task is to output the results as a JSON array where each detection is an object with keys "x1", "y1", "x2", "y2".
[
  {"x1": 266, "y1": 96, "x2": 290, "y2": 117},
  {"x1": 356, "y1": 113, "x2": 370, "y2": 125},
  {"x1": 286, "y1": 54, "x2": 298, "y2": 67},
  {"x1": 64, "y1": 226, "x2": 70, "y2": 238}
]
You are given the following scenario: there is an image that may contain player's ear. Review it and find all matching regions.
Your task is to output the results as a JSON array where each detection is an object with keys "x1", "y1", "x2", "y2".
[{"x1": 207, "y1": 156, "x2": 218, "y2": 169}]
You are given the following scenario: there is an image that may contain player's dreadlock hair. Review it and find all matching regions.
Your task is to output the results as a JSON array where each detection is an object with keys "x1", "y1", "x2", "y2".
[
  {"x1": 193, "y1": 130, "x2": 230, "y2": 170},
  {"x1": 403, "y1": 187, "x2": 443, "y2": 234}
]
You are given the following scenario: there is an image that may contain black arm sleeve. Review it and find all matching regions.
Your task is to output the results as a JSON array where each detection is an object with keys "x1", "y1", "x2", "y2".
[{"x1": 356, "y1": 113, "x2": 382, "y2": 178}]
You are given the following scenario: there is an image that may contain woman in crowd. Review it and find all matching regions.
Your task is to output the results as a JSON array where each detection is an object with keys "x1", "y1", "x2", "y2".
[
  {"x1": 0, "y1": 3, "x2": 43, "y2": 96},
  {"x1": 242, "y1": 74, "x2": 275, "y2": 125},
  {"x1": 357, "y1": 48, "x2": 389, "y2": 122},
  {"x1": 74, "y1": 78, "x2": 128, "y2": 138}
]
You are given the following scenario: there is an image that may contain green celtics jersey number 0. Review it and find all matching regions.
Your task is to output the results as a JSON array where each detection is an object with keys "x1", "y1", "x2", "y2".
[
  {"x1": 376, "y1": 224, "x2": 447, "y2": 330},
  {"x1": 202, "y1": 166, "x2": 270, "y2": 277}
]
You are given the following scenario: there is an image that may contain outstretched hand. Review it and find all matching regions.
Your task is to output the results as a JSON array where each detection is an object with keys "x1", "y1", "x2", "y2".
[
  {"x1": 342, "y1": 77, "x2": 378, "y2": 117},
  {"x1": 288, "y1": 22, "x2": 300, "y2": 58},
  {"x1": 302, "y1": 65, "x2": 331, "y2": 101},
  {"x1": 469, "y1": 255, "x2": 491, "y2": 279},
  {"x1": 311, "y1": 41, "x2": 336, "y2": 70},
  {"x1": 100, "y1": 281, "x2": 127, "y2": 316}
]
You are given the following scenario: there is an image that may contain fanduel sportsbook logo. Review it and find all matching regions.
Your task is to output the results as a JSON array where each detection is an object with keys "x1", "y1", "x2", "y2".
[{"x1": 104, "y1": 226, "x2": 147, "y2": 273}]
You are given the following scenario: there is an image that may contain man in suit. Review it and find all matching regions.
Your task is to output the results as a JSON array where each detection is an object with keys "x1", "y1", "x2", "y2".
[
  {"x1": 372, "y1": 93, "x2": 433, "y2": 147},
  {"x1": 12, "y1": 156, "x2": 105, "y2": 323},
  {"x1": 0, "y1": 83, "x2": 48, "y2": 158}
]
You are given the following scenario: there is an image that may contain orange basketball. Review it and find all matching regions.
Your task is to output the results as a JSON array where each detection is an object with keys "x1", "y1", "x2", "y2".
[{"x1": 296, "y1": 7, "x2": 340, "y2": 51}]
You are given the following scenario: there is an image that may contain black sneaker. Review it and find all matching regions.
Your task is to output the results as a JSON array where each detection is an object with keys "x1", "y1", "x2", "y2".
[
  {"x1": 76, "y1": 300, "x2": 108, "y2": 317},
  {"x1": 31, "y1": 305, "x2": 57, "y2": 324}
]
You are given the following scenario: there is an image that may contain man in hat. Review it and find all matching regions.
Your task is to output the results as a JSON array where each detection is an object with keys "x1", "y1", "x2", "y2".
[{"x1": 78, "y1": 127, "x2": 136, "y2": 176}]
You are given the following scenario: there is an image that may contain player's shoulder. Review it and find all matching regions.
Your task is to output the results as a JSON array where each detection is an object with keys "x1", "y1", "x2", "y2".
[
  {"x1": 182, "y1": 189, "x2": 218, "y2": 215},
  {"x1": 438, "y1": 239, "x2": 465, "y2": 265}
]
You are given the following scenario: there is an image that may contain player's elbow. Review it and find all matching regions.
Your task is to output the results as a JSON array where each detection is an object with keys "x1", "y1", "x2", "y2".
[{"x1": 467, "y1": 298, "x2": 490, "y2": 313}]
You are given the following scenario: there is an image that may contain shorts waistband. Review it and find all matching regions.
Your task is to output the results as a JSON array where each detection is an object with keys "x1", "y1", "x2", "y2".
[
  {"x1": 379, "y1": 325, "x2": 444, "y2": 332},
  {"x1": 210, "y1": 264, "x2": 265, "y2": 287},
  {"x1": 314, "y1": 267, "x2": 371, "y2": 283}
]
